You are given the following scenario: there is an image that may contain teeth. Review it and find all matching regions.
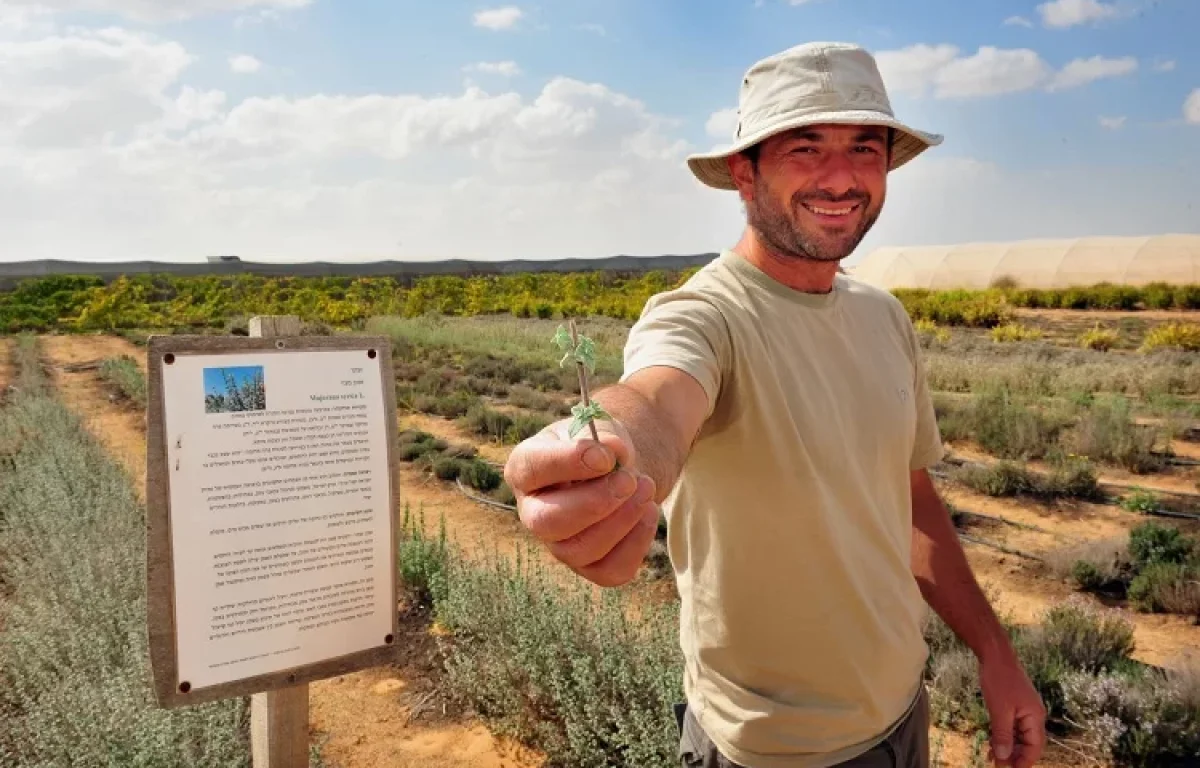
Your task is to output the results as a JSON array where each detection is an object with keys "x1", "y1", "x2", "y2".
[{"x1": 807, "y1": 204, "x2": 856, "y2": 216}]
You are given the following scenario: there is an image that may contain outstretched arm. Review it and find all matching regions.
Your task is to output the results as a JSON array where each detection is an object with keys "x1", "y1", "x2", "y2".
[{"x1": 910, "y1": 469, "x2": 1046, "y2": 768}]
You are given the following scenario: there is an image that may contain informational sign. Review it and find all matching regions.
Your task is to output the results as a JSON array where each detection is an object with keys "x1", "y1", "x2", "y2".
[{"x1": 146, "y1": 335, "x2": 400, "y2": 708}]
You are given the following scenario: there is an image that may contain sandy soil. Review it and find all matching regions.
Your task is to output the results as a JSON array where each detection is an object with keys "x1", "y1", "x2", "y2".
[{"x1": 0, "y1": 336, "x2": 11, "y2": 398}]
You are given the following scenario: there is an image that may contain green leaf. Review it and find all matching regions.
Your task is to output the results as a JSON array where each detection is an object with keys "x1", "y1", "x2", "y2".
[
  {"x1": 574, "y1": 335, "x2": 597, "y2": 374},
  {"x1": 568, "y1": 414, "x2": 589, "y2": 439}
]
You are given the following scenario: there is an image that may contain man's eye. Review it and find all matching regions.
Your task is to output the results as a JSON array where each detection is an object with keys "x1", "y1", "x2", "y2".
[{"x1": 854, "y1": 145, "x2": 879, "y2": 154}]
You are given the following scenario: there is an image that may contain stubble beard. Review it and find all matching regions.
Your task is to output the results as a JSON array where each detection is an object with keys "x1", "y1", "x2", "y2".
[{"x1": 746, "y1": 172, "x2": 881, "y2": 264}]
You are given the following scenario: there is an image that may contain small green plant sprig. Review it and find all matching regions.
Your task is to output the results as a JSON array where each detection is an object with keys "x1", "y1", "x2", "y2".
[{"x1": 554, "y1": 319, "x2": 612, "y2": 441}]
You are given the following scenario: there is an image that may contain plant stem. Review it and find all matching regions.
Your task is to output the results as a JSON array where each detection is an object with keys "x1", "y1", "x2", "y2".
[{"x1": 568, "y1": 318, "x2": 601, "y2": 443}]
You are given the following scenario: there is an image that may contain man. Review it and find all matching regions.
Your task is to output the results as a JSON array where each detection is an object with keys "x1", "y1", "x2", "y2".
[{"x1": 504, "y1": 42, "x2": 1046, "y2": 768}]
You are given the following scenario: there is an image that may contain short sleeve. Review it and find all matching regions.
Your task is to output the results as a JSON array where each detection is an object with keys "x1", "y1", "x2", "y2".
[
  {"x1": 620, "y1": 292, "x2": 731, "y2": 420},
  {"x1": 902, "y1": 314, "x2": 945, "y2": 471}
]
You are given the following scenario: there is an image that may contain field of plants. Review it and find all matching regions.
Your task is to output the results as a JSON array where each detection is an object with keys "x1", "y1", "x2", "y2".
[{"x1": 3, "y1": 271, "x2": 1200, "y2": 768}]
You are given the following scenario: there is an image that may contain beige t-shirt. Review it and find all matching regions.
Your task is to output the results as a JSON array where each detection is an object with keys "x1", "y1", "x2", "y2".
[{"x1": 621, "y1": 250, "x2": 944, "y2": 768}]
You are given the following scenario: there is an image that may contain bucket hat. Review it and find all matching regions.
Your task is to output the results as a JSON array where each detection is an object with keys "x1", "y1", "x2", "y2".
[{"x1": 687, "y1": 42, "x2": 943, "y2": 190}]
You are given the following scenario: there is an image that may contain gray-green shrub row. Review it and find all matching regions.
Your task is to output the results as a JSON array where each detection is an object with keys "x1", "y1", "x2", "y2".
[
  {"x1": 398, "y1": 507, "x2": 1200, "y2": 768},
  {"x1": 936, "y1": 384, "x2": 1170, "y2": 474},
  {"x1": 99, "y1": 354, "x2": 147, "y2": 407},
  {"x1": 0, "y1": 335, "x2": 251, "y2": 767}
]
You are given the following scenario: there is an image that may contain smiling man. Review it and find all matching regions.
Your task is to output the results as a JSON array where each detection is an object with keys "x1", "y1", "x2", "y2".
[{"x1": 505, "y1": 42, "x2": 1046, "y2": 768}]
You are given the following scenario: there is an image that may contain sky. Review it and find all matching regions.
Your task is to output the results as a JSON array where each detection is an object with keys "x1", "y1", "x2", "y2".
[{"x1": 0, "y1": 0, "x2": 1197, "y2": 267}]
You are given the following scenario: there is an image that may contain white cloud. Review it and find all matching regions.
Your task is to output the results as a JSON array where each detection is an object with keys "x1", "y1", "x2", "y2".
[
  {"x1": 1037, "y1": 0, "x2": 1123, "y2": 28},
  {"x1": 1154, "y1": 59, "x2": 1177, "y2": 73},
  {"x1": 1099, "y1": 115, "x2": 1126, "y2": 130},
  {"x1": 229, "y1": 54, "x2": 262, "y2": 74},
  {"x1": 875, "y1": 44, "x2": 961, "y2": 96},
  {"x1": 705, "y1": 108, "x2": 738, "y2": 140},
  {"x1": 1004, "y1": 15, "x2": 1034, "y2": 27},
  {"x1": 473, "y1": 6, "x2": 522, "y2": 31},
  {"x1": 879, "y1": 45, "x2": 1139, "y2": 99},
  {"x1": 467, "y1": 61, "x2": 520, "y2": 77},
  {"x1": 879, "y1": 45, "x2": 1050, "y2": 99},
  {"x1": 1, "y1": 18, "x2": 1195, "y2": 267},
  {"x1": 5, "y1": 0, "x2": 310, "y2": 23},
  {"x1": 1047, "y1": 55, "x2": 1137, "y2": 91},
  {"x1": 1186, "y1": 90, "x2": 1200, "y2": 126}
]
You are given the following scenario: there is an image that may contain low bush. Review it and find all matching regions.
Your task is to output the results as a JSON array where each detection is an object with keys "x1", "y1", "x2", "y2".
[
  {"x1": 99, "y1": 355, "x2": 147, "y2": 406},
  {"x1": 1120, "y1": 487, "x2": 1160, "y2": 515},
  {"x1": 1142, "y1": 323, "x2": 1200, "y2": 353},
  {"x1": 954, "y1": 461, "x2": 1037, "y2": 497},
  {"x1": 1129, "y1": 521, "x2": 1196, "y2": 569},
  {"x1": 1064, "y1": 395, "x2": 1164, "y2": 473},
  {"x1": 1061, "y1": 664, "x2": 1200, "y2": 767},
  {"x1": 0, "y1": 348, "x2": 250, "y2": 766},
  {"x1": 1046, "y1": 538, "x2": 1135, "y2": 595},
  {"x1": 1079, "y1": 324, "x2": 1121, "y2": 351},
  {"x1": 503, "y1": 412, "x2": 553, "y2": 444},
  {"x1": 1128, "y1": 562, "x2": 1200, "y2": 616},
  {"x1": 460, "y1": 404, "x2": 514, "y2": 441},
  {"x1": 427, "y1": 543, "x2": 685, "y2": 768},
  {"x1": 990, "y1": 323, "x2": 1043, "y2": 343},
  {"x1": 893, "y1": 289, "x2": 1011, "y2": 328},
  {"x1": 461, "y1": 460, "x2": 502, "y2": 493},
  {"x1": 939, "y1": 384, "x2": 1071, "y2": 460},
  {"x1": 398, "y1": 504, "x2": 449, "y2": 607}
]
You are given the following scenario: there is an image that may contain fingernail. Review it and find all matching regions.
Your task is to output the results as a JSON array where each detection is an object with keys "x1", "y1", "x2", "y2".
[
  {"x1": 608, "y1": 469, "x2": 636, "y2": 498},
  {"x1": 582, "y1": 445, "x2": 613, "y2": 472},
  {"x1": 634, "y1": 476, "x2": 655, "y2": 504},
  {"x1": 994, "y1": 744, "x2": 1011, "y2": 761}
]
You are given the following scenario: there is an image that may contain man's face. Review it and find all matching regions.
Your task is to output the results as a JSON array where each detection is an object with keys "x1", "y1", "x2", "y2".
[{"x1": 728, "y1": 123, "x2": 889, "y2": 264}]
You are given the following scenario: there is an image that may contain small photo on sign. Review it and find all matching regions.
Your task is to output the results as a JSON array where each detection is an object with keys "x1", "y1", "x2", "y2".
[{"x1": 203, "y1": 365, "x2": 266, "y2": 414}]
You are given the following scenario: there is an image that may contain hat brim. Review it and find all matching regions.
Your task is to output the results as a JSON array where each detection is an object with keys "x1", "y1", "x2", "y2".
[{"x1": 686, "y1": 110, "x2": 943, "y2": 191}]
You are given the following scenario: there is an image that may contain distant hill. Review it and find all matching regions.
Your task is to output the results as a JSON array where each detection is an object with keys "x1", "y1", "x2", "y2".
[{"x1": 0, "y1": 253, "x2": 719, "y2": 289}]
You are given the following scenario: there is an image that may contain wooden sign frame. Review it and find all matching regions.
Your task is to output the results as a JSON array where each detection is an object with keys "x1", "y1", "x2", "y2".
[{"x1": 145, "y1": 333, "x2": 401, "y2": 709}]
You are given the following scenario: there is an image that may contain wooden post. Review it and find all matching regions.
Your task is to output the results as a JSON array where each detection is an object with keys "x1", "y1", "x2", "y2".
[{"x1": 249, "y1": 315, "x2": 308, "y2": 768}]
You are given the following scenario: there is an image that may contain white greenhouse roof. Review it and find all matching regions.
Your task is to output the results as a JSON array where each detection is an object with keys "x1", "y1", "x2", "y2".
[{"x1": 849, "y1": 234, "x2": 1200, "y2": 290}]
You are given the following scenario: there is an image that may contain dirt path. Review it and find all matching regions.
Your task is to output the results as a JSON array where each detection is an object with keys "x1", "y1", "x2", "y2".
[
  {"x1": 41, "y1": 334, "x2": 148, "y2": 496},
  {"x1": 38, "y1": 334, "x2": 547, "y2": 768},
  {"x1": 0, "y1": 336, "x2": 11, "y2": 398}
]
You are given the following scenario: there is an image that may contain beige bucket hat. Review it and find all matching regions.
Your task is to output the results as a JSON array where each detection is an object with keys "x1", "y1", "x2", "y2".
[{"x1": 687, "y1": 41, "x2": 943, "y2": 190}]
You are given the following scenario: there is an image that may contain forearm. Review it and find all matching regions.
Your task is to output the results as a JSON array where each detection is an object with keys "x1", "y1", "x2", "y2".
[
  {"x1": 591, "y1": 381, "x2": 691, "y2": 504},
  {"x1": 910, "y1": 471, "x2": 1017, "y2": 665}
]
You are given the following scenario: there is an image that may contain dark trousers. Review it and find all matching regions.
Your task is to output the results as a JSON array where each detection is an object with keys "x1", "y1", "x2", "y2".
[{"x1": 676, "y1": 687, "x2": 930, "y2": 768}]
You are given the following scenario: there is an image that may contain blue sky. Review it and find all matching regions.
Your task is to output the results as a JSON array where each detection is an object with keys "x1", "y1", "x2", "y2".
[
  {"x1": 0, "y1": 0, "x2": 1196, "y2": 266},
  {"x1": 203, "y1": 366, "x2": 262, "y2": 398}
]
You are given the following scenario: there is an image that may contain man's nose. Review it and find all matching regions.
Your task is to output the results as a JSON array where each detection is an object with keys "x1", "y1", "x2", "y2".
[{"x1": 814, "y1": 154, "x2": 857, "y2": 198}]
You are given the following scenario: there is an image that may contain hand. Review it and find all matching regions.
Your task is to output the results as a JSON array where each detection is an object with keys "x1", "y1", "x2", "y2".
[
  {"x1": 979, "y1": 652, "x2": 1047, "y2": 767},
  {"x1": 504, "y1": 418, "x2": 659, "y2": 587}
]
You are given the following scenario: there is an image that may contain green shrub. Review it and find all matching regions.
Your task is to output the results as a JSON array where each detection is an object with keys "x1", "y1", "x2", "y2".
[
  {"x1": 954, "y1": 461, "x2": 1036, "y2": 497},
  {"x1": 493, "y1": 482, "x2": 517, "y2": 508},
  {"x1": 460, "y1": 404, "x2": 514, "y2": 441},
  {"x1": 1079, "y1": 324, "x2": 1121, "y2": 351},
  {"x1": 461, "y1": 460, "x2": 502, "y2": 493},
  {"x1": 1129, "y1": 522, "x2": 1196, "y2": 569},
  {"x1": 1128, "y1": 562, "x2": 1200, "y2": 616},
  {"x1": 399, "y1": 442, "x2": 433, "y2": 462},
  {"x1": 990, "y1": 323, "x2": 1043, "y2": 343},
  {"x1": 966, "y1": 384, "x2": 1067, "y2": 460},
  {"x1": 1061, "y1": 665, "x2": 1200, "y2": 767},
  {"x1": 1143, "y1": 322, "x2": 1200, "y2": 352},
  {"x1": 433, "y1": 457, "x2": 467, "y2": 481},
  {"x1": 503, "y1": 412, "x2": 553, "y2": 444},
  {"x1": 398, "y1": 504, "x2": 449, "y2": 607},
  {"x1": 1065, "y1": 395, "x2": 1163, "y2": 473},
  {"x1": 1041, "y1": 455, "x2": 1103, "y2": 500},
  {"x1": 1142, "y1": 282, "x2": 1175, "y2": 310},
  {"x1": 0, "y1": 375, "x2": 249, "y2": 765},
  {"x1": 431, "y1": 545, "x2": 685, "y2": 768},
  {"x1": 927, "y1": 648, "x2": 990, "y2": 731},
  {"x1": 98, "y1": 355, "x2": 147, "y2": 406},
  {"x1": 1120, "y1": 488, "x2": 1160, "y2": 515},
  {"x1": 1047, "y1": 538, "x2": 1134, "y2": 595}
]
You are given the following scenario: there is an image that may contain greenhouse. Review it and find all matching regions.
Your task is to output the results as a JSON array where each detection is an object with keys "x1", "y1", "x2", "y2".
[{"x1": 849, "y1": 234, "x2": 1200, "y2": 290}]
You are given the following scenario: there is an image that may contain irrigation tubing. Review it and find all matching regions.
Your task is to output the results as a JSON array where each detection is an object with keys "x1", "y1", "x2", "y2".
[{"x1": 455, "y1": 477, "x2": 517, "y2": 513}]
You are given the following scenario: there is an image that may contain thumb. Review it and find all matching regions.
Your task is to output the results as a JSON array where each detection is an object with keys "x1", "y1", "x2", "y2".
[{"x1": 991, "y1": 716, "x2": 1014, "y2": 765}]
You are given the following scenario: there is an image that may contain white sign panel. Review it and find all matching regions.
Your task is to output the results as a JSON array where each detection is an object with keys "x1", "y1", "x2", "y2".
[{"x1": 160, "y1": 348, "x2": 393, "y2": 691}]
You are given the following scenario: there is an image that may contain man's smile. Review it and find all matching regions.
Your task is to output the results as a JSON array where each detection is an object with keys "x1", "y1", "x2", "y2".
[{"x1": 799, "y1": 200, "x2": 862, "y2": 223}]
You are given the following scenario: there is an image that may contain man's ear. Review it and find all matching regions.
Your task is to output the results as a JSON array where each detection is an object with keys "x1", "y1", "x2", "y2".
[{"x1": 726, "y1": 152, "x2": 757, "y2": 202}]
